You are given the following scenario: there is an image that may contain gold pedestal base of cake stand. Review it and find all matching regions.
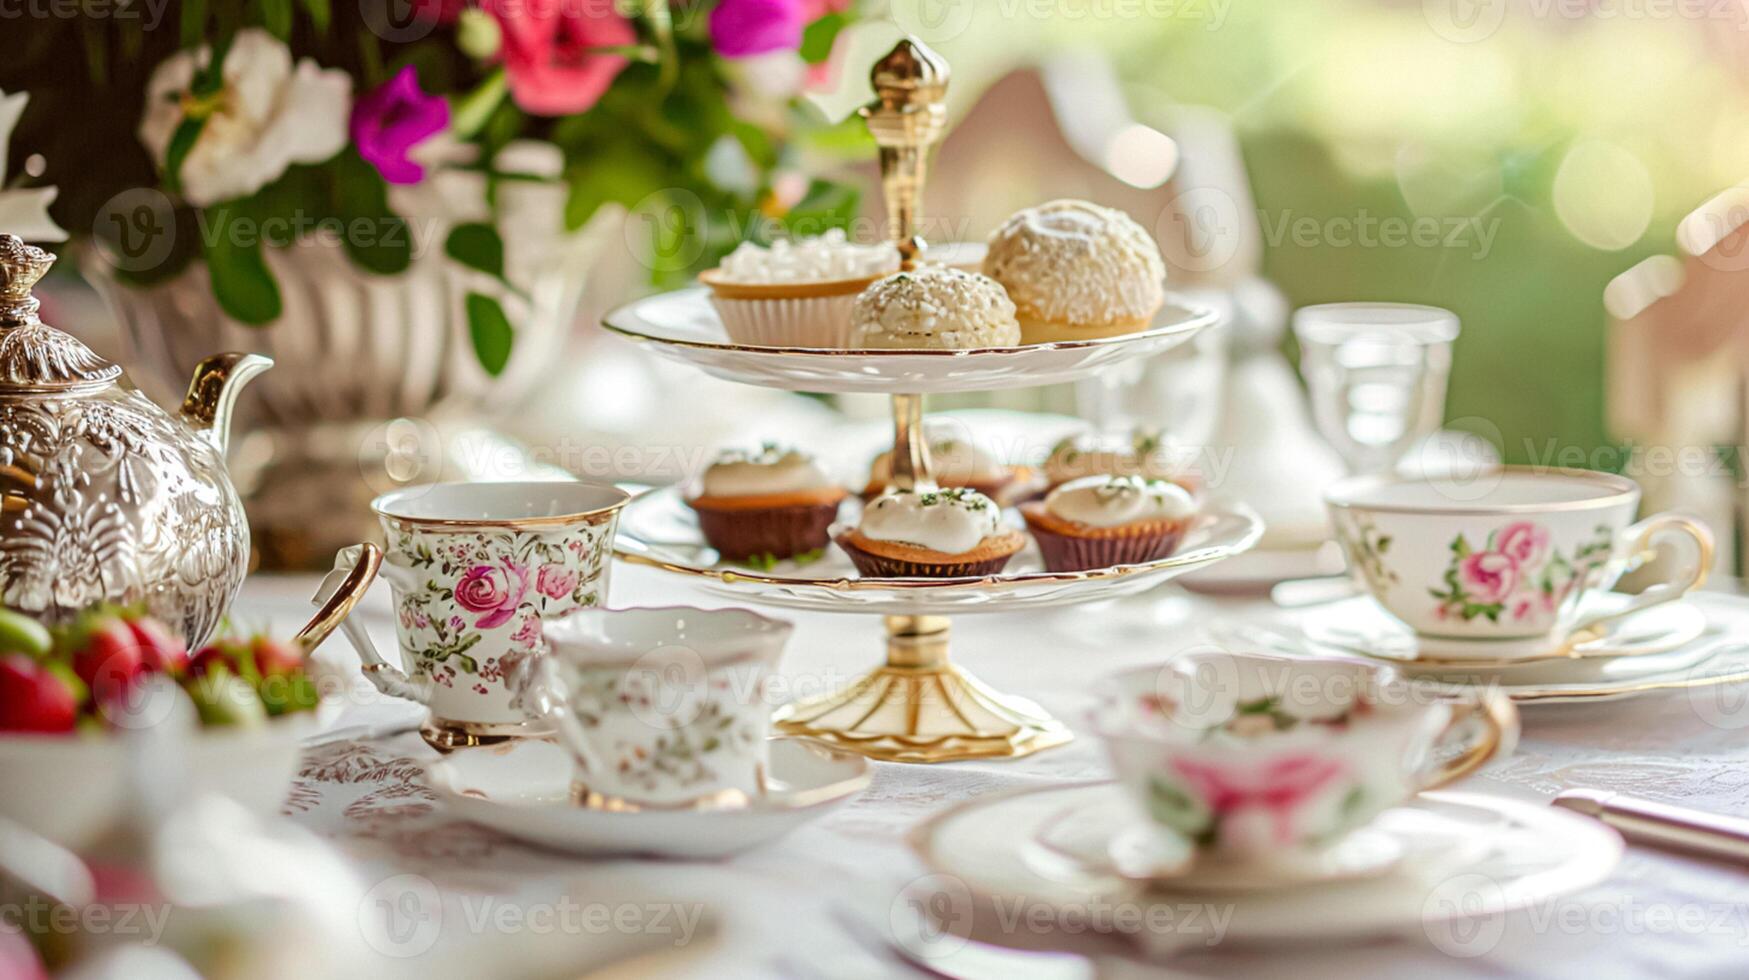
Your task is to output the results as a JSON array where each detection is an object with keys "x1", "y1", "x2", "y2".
[{"x1": 773, "y1": 615, "x2": 1072, "y2": 763}]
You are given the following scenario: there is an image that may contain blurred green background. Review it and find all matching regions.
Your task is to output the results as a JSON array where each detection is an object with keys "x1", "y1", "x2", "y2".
[{"x1": 847, "y1": 0, "x2": 1744, "y2": 463}]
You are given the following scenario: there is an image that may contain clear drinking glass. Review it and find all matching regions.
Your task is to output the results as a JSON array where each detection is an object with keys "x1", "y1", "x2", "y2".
[{"x1": 1293, "y1": 303, "x2": 1459, "y2": 474}]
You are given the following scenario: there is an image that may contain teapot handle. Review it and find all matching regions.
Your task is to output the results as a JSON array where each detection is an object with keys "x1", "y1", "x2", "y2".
[{"x1": 309, "y1": 544, "x2": 431, "y2": 705}]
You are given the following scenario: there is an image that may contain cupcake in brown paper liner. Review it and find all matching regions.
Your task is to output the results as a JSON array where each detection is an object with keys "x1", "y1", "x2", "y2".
[
  {"x1": 1021, "y1": 475, "x2": 1197, "y2": 573},
  {"x1": 836, "y1": 487, "x2": 1023, "y2": 579},
  {"x1": 686, "y1": 445, "x2": 846, "y2": 566}
]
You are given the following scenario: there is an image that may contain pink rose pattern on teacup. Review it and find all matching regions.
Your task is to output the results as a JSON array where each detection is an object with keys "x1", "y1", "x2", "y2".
[
  {"x1": 389, "y1": 525, "x2": 610, "y2": 695},
  {"x1": 1429, "y1": 521, "x2": 1611, "y2": 626}
]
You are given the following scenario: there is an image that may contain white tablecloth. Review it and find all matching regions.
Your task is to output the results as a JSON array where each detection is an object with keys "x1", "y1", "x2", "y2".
[{"x1": 240, "y1": 568, "x2": 1749, "y2": 979}]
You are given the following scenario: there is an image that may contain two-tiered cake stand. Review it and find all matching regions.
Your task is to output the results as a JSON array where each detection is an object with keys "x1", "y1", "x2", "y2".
[{"x1": 603, "y1": 39, "x2": 1261, "y2": 763}]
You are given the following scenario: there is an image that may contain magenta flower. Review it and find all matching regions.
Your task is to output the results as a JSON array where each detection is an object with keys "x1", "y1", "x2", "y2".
[
  {"x1": 1495, "y1": 521, "x2": 1550, "y2": 569},
  {"x1": 1457, "y1": 551, "x2": 1518, "y2": 604},
  {"x1": 350, "y1": 66, "x2": 449, "y2": 185},
  {"x1": 709, "y1": 0, "x2": 806, "y2": 58},
  {"x1": 535, "y1": 564, "x2": 579, "y2": 600},
  {"x1": 511, "y1": 613, "x2": 542, "y2": 651},
  {"x1": 453, "y1": 560, "x2": 530, "y2": 629}
]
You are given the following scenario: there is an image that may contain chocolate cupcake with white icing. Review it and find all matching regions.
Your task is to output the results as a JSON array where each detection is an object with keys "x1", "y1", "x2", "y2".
[
  {"x1": 861, "y1": 428, "x2": 1040, "y2": 505},
  {"x1": 687, "y1": 444, "x2": 847, "y2": 565},
  {"x1": 836, "y1": 487, "x2": 1025, "y2": 578},
  {"x1": 1021, "y1": 475, "x2": 1197, "y2": 572},
  {"x1": 849, "y1": 266, "x2": 1020, "y2": 349},
  {"x1": 983, "y1": 199, "x2": 1166, "y2": 345}
]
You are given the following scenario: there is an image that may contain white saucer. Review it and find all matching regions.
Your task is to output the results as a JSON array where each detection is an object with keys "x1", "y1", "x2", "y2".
[
  {"x1": 910, "y1": 784, "x2": 1621, "y2": 946},
  {"x1": 1299, "y1": 593, "x2": 1706, "y2": 668},
  {"x1": 427, "y1": 737, "x2": 869, "y2": 858},
  {"x1": 1026, "y1": 791, "x2": 1426, "y2": 892}
]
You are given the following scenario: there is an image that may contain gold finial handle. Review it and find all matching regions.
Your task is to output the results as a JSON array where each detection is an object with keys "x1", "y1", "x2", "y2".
[
  {"x1": 0, "y1": 235, "x2": 53, "y2": 328},
  {"x1": 860, "y1": 38, "x2": 950, "y2": 271}
]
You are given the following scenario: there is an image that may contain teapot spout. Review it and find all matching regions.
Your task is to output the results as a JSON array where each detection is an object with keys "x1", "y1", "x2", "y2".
[{"x1": 180, "y1": 352, "x2": 273, "y2": 455}]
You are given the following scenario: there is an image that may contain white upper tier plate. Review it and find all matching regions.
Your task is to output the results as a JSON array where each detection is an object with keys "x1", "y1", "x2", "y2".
[
  {"x1": 613, "y1": 486, "x2": 1262, "y2": 615},
  {"x1": 600, "y1": 287, "x2": 1221, "y2": 394}
]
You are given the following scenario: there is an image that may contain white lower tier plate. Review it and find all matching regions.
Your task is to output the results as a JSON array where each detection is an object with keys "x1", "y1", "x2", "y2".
[
  {"x1": 615, "y1": 486, "x2": 1262, "y2": 615},
  {"x1": 601, "y1": 287, "x2": 1220, "y2": 394}
]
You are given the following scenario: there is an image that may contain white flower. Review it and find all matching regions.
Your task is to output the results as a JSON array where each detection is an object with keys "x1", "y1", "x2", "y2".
[
  {"x1": 138, "y1": 28, "x2": 351, "y2": 208},
  {"x1": 0, "y1": 90, "x2": 66, "y2": 242}
]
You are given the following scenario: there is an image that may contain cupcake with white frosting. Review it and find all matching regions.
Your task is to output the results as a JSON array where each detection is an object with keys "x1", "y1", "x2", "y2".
[
  {"x1": 983, "y1": 199, "x2": 1166, "y2": 344},
  {"x1": 836, "y1": 487, "x2": 1025, "y2": 578},
  {"x1": 848, "y1": 266, "x2": 1021, "y2": 349},
  {"x1": 687, "y1": 444, "x2": 847, "y2": 565},
  {"x1": 699, "y1": 230, "x2": 901, "y2": 348},
  {"x1": 1021, "y1": 475, "x2": 1198, "y2": 571},
  {"x1": 862, "y1": 426, "x2": 1039, "y2": 505},
  {"x1": 1043, "y1": 428, "x2": 1198, "y2": 494}
]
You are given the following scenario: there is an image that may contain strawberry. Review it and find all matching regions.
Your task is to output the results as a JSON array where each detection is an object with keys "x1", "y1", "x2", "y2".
[
  {"x1": 127, "y1": 617, "x2": 188, "y2": 676},
  {"x1": 72, "y1": 617, "x2": 144, "y2": 705},
  {"x1": 188, "y1": 644, "x2": 231, "y2": 678},
  {"x1": 250, "y1": 635, "x2": 304, "y2": 677},
  {"x1": 0, "y1": 654, "x2": 77, "y2": 733}
]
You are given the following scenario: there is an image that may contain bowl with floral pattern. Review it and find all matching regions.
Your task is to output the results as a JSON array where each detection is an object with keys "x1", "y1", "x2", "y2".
[
  {"x1": 1092, "y1": 652, "x2": 1517, "y2": 868},
  {"x1": 1325, "y1": 467, "x2": 1713, "y2": 655}
]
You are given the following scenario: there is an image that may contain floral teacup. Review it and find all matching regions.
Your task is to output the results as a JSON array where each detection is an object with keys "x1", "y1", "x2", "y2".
[
  {"x1": 509, "y1": 606, "x2": 791, "y2": 810},
  {"x1": 1093, "y1": 652, "x2": 1517, "y2": 865},
  {"x1": 1326, "y1": 467, "x2": 1712, "y2": 655},
  {"x1": 314, "y1": 481, "x2": 628, "y2": 750}
]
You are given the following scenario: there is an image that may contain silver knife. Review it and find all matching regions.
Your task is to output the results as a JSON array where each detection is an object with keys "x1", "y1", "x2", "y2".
[{"x1": 1552, "y1": 789, "x2": 1749, "y2": 864}]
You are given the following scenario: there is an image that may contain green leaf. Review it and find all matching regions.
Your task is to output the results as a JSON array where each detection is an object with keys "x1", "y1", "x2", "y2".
[
  {"x1": 259, "y1": 0, "x2": 293, "y2": 40},
  {"x1": 180, "y1": 0, "x2": 209, "y2": 48},
  {"x1": 203, "y1": 207, "x2": 282, "y2": 325},
  {"x1": 465, "y1": 292, "x2": 514, "y2": 376},
  {"x1": 162, "y1": 117, "x2": 206, "y2": 197},
  {"x1": 451, "y1": 69, "x2": 509, "y2": 142},
  {"x1": 329, "y1": 150, "x2": 413, "y2": 275},
  {"x1": 799, "y1": 12, "x2": 847, "y2": 63},
  {"x1": 445, "y1": 223, "x2": 505, "y2": 280},
  {"x1": 299, "y1": 0, "x2": 330, "y2": 32}
]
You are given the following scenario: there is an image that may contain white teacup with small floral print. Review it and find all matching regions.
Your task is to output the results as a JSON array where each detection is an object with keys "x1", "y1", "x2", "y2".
[
  {"x1": 318, "y1": 481, "x2": 627, "y2": 744},
  {"x1": 1094, "y1": 653, "x2": 1517, "y2": 864},
  {"x1": 1327, "y1": 468, "x2": 1711, "y2": 650},
  {"x1": 511, "y1": 606, "x2": 792, "y2": 810}
]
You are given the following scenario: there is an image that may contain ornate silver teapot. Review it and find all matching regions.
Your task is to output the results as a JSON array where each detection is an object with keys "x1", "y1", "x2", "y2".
[{"x1": 0, "y1": 234, "x2": 270, "y2": 646}]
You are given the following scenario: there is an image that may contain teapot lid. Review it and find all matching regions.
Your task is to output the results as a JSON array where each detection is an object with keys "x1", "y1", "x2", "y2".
[{"x1": 0, "y1": 234, "x2": 123, "y2": 391}]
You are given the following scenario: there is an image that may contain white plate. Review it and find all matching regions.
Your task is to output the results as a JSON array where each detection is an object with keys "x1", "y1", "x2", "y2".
[
  {"x1": 615, "y1": 485, "x2": 1263, "y2": 615},
  {"x1": 909, "y1": 784, "x2": 1621, "y2": 947},
  {"x1": 601, "y1": 287, "x2": 1220, "y2": 395},
  {"x1": 426, "y1": 737, "x2": 869, "y2": 858},
  {"x1": 1299, "y1": 593, "x2": 1708, "y2": 667}
]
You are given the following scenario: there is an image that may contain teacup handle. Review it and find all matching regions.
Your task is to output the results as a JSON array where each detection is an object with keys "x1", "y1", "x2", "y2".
[
  {"x1": 1571, "y1": 513, "x2": 1714, "y2": 635},
  {"x1": 1418, "y1": 688, "x2": 1520, "y2": 791},
  {"x1": 505, "y1": 653, "x2": 611, "y2": 782},
  {"x1": 310, "y1": 544, "x2": 432, "y2": 705}
]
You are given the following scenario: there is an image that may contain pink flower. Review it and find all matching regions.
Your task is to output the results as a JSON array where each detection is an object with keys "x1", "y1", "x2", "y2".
[
  {"x1": 1171, "y1": 754, "x2": 1348, "y2": 844},
  {"x1": 1510, "y1": 595, "x2": 1538, "y2": 621},
  {"x1": 453, "y1": 560, "x2": 530, "y2": 629},
  {"x1": 1457, "y1": 551, "x2": 1518, "y2": 604},
  {"x1": 1496, "y1": 522, "x2": 1550, "y2": 569},
  {"x1": 536, "y1": 563, "x2": 579, "y2": 600},
  {"x1": 511, "y1": 613, "x2": 542, "y2": 650},
  {"x1": 485, "y1": 0, "x2": 635, "y2": 116},
  {"x1": 350, "y1": 65, "x2": 450, "y2": 185},
  {"x1": 710, "y1": 0, "x2": 805, "y2": 58}
]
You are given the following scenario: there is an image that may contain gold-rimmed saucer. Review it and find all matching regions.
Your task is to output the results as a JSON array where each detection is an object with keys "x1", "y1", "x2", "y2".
[
  {"x1": 425, "y1": 737, "x2": 869, "y2": 858},
  {"x1": 1296, "y1": 593, "x2": 1707, "y2": 671}
]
